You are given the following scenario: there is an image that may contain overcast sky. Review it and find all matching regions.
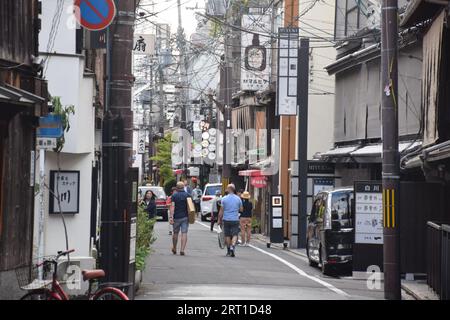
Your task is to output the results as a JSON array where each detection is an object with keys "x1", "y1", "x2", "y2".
[{"x1": 138, "y1": 0, "x2": 200, "y2": 37}]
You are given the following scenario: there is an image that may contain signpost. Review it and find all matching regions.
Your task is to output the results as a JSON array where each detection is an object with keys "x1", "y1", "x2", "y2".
[
  {"x1": 36, "y1": 114, "x2": 64, "y2": 279},
  {"x1": 353, "y1": 181, "x2": 384, "y2": 278},
  {"x1": 74, "y1": 0, "x2": 116, "y2": 31},
  {"x1": 268, "y1": 195, "x2": 286, "y2": 248}
]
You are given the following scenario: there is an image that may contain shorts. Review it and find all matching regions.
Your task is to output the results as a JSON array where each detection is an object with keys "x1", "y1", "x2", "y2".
[
  {"x1": 240, "y1": 217, "x2": 252, "y2": 229},
  {"x1": 173, "y1": 217, "x2": 189, "y2": 234},
  {"x1": 223, "y1": 220, "x2": 240, "y2": 237}
]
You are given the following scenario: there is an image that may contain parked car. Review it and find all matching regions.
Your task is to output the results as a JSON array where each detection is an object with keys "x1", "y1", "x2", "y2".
[
  {"x1": 200, "y1": 183, "x2": 222, "y2": 221},
  {"x1": 306, "y1": 187, "x2": 354, "y2": 275},
  {"x1": 138, "y1": 186, "x2": 169, "y2": 221}
]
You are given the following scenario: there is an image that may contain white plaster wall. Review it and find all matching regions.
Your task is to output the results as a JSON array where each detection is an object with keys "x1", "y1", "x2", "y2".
[
  {"x1": 34, "y1": 0, "x2": 96, "y2": 259},
  {"x1": 39, "y1": 0, "x2": 77, "y2": 54},
  {"x1": 298, "y1": 0, "x2": 336, "y2": 159}
]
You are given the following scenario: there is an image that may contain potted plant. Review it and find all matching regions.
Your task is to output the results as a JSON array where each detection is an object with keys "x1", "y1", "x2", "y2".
[{"x1": 251, "y1": 216, "x2": 261, "y2": 234}]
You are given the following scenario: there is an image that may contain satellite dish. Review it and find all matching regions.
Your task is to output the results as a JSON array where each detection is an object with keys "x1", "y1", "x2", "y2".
[
  {"x1": 202, "y1": 132, "x2": 210, "y2": 140},
  {"x1": 208, "y1": 144, "x2": 216, "y2": 152},
  {"x1": 201, "y1": 140, "x2": 209, "y2": 148},
  {"x1": 209, "y1": 136, "x2": 217, "y2": 144}
]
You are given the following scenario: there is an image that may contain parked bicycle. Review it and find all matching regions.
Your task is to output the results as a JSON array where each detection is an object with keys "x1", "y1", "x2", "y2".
[{"x1": 15, "y1": 249, "x2": 130, "y2": 300}]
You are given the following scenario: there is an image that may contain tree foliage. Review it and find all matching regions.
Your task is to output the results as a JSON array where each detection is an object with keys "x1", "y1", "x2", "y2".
[
  {"x1": 150, "y1": 133, "x2": 174, "y2": 185},
  {"x1": 51, "y1": 96, "x2": 75, "y2": 153}
]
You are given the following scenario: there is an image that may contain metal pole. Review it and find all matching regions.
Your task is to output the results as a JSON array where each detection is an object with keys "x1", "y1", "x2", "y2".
[
  {"x1": 297, "y1": 38, "x2": 309, "y2": 249},
  {"x1": 381, "y1": 0, "x2": 401, "y2": 300},
  {"x1": 37, "y1": 148, "x2": 45, "y2": 279}
]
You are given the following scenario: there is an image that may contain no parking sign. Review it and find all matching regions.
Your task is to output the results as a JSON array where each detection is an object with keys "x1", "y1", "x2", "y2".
[{"x1": 74, "y1": 0, "x2": 116, "y2": 31}]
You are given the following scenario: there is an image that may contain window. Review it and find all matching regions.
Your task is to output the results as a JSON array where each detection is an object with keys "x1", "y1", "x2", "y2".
[{"x1": 335, "y1": 0, "x2": 371, "y2": 40}]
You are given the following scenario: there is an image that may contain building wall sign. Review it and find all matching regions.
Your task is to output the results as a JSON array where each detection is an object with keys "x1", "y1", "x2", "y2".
[
  {"x1": 240, "y1": 14, "x2": 271, "y2": 91},
  {"x1": 49, "y1": 171, "x2": 80, "y2": 214},
  {"x1": 133, "y1": 34, "x2": 155, "y2": 56},
  {"x1": 276, "y1": 27, "x2": 299, "y2": 115}
]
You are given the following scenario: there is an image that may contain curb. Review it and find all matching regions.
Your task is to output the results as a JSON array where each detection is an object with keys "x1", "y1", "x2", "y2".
[{"x1": 401, "y1": 285, "x2": 420, "y2": 300}]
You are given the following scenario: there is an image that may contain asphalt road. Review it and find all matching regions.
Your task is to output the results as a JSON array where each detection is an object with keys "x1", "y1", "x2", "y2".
[{"x1": 136, "y1": 219, "x2": 384, "y2": 300}]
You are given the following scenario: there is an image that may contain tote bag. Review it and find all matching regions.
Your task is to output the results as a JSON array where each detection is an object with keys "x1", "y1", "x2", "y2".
[{"x1": 186, "y1": 197, "x2": 196, "y2": 224}]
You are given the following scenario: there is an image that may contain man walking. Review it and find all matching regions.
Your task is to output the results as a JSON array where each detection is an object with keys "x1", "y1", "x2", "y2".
[
  {"x1": 169, "y1": 182, "x2": 191, "y2": 256},
  {"x1": 210, "y1": 190, "x2": 222, "y2": 231},
  {"x1": 218, "y1": 184, "x2": 243, "y2": 257},
  {"x1": 192, "y1": 184, "x2": 202, "y2": 214}
]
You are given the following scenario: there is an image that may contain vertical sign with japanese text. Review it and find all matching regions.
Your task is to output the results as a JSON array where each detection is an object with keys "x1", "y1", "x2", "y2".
[
  {"x1": 354, "y1": 181, "x2": 383, "y2": 244},
  {"x1": 276, "y1": 27, "x2": 299, "y2": 115}
]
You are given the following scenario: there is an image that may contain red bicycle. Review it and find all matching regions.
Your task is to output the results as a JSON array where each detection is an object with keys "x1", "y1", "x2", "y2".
[{"x1": 16, "y1": 249, "x2": 129, "y2": 300}]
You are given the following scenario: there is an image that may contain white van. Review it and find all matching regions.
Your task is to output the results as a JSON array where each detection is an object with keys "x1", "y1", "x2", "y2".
[{"x1": 200, "y1": 183, "x2": 222, "y2": 221}]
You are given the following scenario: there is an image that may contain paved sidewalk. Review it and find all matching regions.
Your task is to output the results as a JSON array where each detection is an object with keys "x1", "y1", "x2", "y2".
[{"x1": 401, "y1": 280, "x2": 439, "y2": 300}]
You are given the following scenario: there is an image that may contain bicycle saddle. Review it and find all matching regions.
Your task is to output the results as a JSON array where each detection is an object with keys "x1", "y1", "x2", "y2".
[{"x1": 82, "y1": 269, "x2": 105, "y2": 281}]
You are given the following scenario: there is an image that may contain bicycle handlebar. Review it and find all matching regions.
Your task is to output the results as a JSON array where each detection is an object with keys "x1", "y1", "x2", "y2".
[{"x1": 56, "y1": 249, "x2": 75, "y2": 259}]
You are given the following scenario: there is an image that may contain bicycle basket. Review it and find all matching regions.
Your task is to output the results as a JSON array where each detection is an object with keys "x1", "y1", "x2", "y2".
[{"x1": 15, "y1": 260, "x2": 53, "y2": 290}]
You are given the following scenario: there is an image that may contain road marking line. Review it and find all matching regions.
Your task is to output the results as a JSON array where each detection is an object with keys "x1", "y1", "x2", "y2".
[
  {"x1": 248, "y1": 244, "x2": 349, "y2": 297},
  {"x1": 195, "y1": 220, "x2": 349, "y2": 298}
]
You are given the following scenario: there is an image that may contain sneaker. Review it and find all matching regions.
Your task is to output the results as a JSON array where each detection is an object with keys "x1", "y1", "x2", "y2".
[
  {"x1": 171, "y1": 247, "x2": 176, "y2": 255},
  {"x1": 180, "y1": 252, "x2": 185, "y2": 256},
  {"x1": 230, "y1": 246, "x2": 235, "y2": 257}
]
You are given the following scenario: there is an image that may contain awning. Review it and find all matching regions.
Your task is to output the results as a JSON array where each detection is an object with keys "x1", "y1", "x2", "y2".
[
  {"x1": 0, "y1": 84, "x2": 45, "y2": 106},
  {"x1": 320, "y1": 145, "x2": 360, "y2": 157},
  {"x1": 350, "y1": 141, "x2": 422, "y2": 157},
  {"x1": 320, "y1": 141, "x2": 422, "y2": 162},
  {"x1": 173, "y1": 169, "x2": 184, "y2": 175},
  {"x1": 403, "y1": 140, "x2": 450, "y2": 168},
  {"x1": 401, "y1": 0, "x2": 449, "y2": 28},
  {"x1": 239, "y1": 169, "x2": 266, "y2": 177}
]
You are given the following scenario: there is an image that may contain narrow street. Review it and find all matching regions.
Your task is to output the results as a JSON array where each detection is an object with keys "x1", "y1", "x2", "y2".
[{"x1": 137, "y1": 220, "x2": 384, "y2": 300}]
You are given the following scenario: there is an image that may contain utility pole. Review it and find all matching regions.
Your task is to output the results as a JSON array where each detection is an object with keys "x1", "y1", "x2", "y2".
[
  {"x1": 297, "y1": 38, "x2": 309, "y2": 249},
  {"x1": 100, "y1": 0, "x2": 136, "y2": 297},
  {"x1": 381, "y1": 0, "x2": 401, "y2": 300},
  {"x1": 176, "y1": 0, "x2": 189, "y2": 171},
  {"x1": 220, "y1": 3, "x2": 233, "y2": 190}
]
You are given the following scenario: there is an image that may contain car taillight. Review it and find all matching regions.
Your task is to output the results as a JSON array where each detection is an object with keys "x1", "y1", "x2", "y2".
[
  {"x1": 156, "y1": 200, "x2": 166, "y2": 206},
  {"x1": 202, "y1": 196, "x2": 213, "y2": 201}
]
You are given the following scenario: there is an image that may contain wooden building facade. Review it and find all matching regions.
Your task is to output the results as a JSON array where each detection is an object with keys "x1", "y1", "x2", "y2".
[{"x1": 0, "y1": 0, "x2": 47, "y2": 293}]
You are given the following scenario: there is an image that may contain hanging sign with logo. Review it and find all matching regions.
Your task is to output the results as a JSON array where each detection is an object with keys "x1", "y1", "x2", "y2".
[
  {"x1": 74, "y1": 0, "x2": 116, "y2": 31},
  {"x1": 240, "y1": 14, "x2": 271, "y2": 91},
  {"x1": 137, "y1": 130, "x2": 146, "y2": 154},
  {"x1": 250, "y1": 176, "x2": 267, "y2": 188}
]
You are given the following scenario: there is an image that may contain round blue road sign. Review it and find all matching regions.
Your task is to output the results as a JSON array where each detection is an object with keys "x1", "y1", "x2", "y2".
[{"x1": 74, "y1": 0, "x2": 116, "y2": 31}]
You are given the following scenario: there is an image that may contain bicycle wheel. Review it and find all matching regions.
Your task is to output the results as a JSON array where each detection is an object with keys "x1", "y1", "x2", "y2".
[
  {"x1": 92, "y1": 287, "x2": 129, "y2": 300},
  {"x1": 20, "y1": 289, "x2": 55, "y2": 300}
]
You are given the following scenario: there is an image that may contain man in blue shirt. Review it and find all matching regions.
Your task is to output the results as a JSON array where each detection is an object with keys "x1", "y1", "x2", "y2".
[
  {"x1": 170, "y1": 181, "x2": 191, "y2": 255},
  {"x1": 218, "y1": 184, "x2": 243, "y2": 257}
]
